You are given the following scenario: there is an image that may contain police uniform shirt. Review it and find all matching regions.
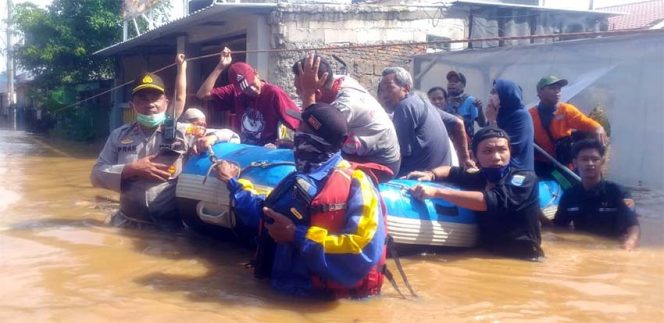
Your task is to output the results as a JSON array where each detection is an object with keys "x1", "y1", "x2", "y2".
[
  {"x1": 553, "y1": 180, "x2": 639, "y2": 237},
  {"x1": 446, "y1": 166, "x2": 543, "y2": 256},
  {"x1": 90, "y1": 122, "x2": 189, "y2": 222}
]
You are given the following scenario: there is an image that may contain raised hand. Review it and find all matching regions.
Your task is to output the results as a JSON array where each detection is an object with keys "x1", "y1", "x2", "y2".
[
  {"x1": 219, "y1": 47, "x2": 232, "y2": 67},
  {"x1": 296, "y1": 52, "x2": 329, "y2": 102},
  {"x1": 175, "y1": 53, "x2": 186, "y2": 67}
]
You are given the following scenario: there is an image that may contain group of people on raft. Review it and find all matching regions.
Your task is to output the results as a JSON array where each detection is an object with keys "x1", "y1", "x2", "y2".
[{"x1": 90, "y1": 47, "x2": 640, "y2": 300}]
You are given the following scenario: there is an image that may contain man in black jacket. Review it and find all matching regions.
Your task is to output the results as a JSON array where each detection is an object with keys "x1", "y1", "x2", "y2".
[
  {"x1": 405, "y1": 126, "x2": 544, "y2": 260},
  {"x1": 553, "y1": 139, "x2": 640, "y2": 251}
]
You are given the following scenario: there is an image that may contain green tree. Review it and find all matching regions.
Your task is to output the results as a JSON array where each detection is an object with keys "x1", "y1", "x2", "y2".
[{"x1": 13, "y1": 0, "x2": 122, "y2": 92}]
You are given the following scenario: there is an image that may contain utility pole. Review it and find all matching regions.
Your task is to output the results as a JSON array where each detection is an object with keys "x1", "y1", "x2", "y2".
[{"x1": 7, "y1": 0, "x2": 16, "y2": 129}]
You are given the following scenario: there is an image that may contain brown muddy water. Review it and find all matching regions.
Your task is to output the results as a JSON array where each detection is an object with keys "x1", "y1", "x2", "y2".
[{"x1": 1, "y1": 129, "x2": 662, "y2": 322}]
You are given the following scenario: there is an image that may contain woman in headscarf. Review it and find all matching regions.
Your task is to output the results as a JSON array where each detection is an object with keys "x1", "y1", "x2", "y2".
[{"x1": 485, "y1": 79, "x2": 534, "y2": 171}]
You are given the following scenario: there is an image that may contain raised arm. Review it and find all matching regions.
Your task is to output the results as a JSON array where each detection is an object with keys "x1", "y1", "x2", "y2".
[
  {"x1": 474, "y1": 97, "x2": 487, "y2": 127},
  {"x1": 196, "y1": 47, "x2": 232, "y2": 100},
  {"x1": 173, "y1": 53, "x2": 187, "y2": 119}
]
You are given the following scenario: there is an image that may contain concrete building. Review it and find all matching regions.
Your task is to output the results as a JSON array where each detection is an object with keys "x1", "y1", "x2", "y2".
[{"x1": 95, "y1": 0, "x2": 618, "y2": 130}]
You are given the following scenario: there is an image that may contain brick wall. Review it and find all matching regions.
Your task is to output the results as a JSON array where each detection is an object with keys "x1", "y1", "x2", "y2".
[
  {"x1": 269, "y1": 42, "x2": 427, "y2": 99},
  {"x1": 265, "y1": 4, "x2": 462, "y2": 99}
]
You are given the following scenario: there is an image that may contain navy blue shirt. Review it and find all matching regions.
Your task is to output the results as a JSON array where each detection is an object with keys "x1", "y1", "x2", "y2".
[
  {"x1": 393, "y1": 93, "x2": 451, "y2": 176},
  {"x1": 447, "y1": 166, "x2": 544, "y2": 259},
  {"x1": 554, "y1": 180, "x2": 639, "y2": 237}
]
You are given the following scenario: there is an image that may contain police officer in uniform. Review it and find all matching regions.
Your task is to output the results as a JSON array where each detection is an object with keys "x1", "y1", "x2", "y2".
[
  {"x1": 405, "y1": 126, "x2": 544, "y2": 260},
  {"x1": 91, "y1": 73, "x2": 192, "y2": 231},
  {"x1": 553, "y1": 139, "x2": 640, "y2": 250}
]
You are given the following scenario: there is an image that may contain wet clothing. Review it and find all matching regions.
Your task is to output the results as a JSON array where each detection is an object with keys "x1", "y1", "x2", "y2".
[
  {"x1": 91, "y1": 122, "x2": 191, "y2": 230},
  {"x1": 446, "y1": 93, "x2": 479, "y2": 139},
  {"x1": 393, "y1": 93, "x2": 451, "y2": 177},
  {"x1": 227, "y1": 153, "x2": 386, "y2": 298},
  {"x1": 529, "y1": 102, "x2": 601, "y2": 160},
  {"x1": 209, "y1": 82, "x2": 300, "y2": 145},
  {"x1": 446, "y1": 166, "x2": 544, "y2": 259},
  {"x1": 495, "y1": 79, "x2": 535, "y2": 171},
  {"x1": 331, "y1": 76, "x2": 401, "y2": 177},
  {"x1": 554, "y1": 180, "x2": 639, "y2": 237}
]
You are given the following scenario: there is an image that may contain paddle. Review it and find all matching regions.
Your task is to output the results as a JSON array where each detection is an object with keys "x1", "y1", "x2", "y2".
[{"x1": 534, "y1": 143, "x2": 581, "y2": 185}]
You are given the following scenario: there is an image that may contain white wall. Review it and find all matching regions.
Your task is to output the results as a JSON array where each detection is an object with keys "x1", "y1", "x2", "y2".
[{"x1": 414, "y1": 33, "x2": 664, "y2": 190}]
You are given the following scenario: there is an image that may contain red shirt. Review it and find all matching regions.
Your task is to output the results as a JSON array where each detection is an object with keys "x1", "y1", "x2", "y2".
[{"x1": 210, "y1": 82, "x2": 300, "y2": 145}]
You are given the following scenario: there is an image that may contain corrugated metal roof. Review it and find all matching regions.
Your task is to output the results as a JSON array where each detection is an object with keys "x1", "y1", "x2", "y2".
[
  {"x1": 454, "y1": 0, "x2": 621, "y2": 15},
  {"x1": 94, "y1": 2, "x2": 277, "y2": 56},
  {"x1": 601, "y1": 0, "x2": 664, "y2": 30}
]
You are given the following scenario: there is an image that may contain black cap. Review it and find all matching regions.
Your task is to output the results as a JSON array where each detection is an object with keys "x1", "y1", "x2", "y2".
[
  {"x1": 298, "y1": 103, "x2": 348, "y2": 148},
  {"x1": 132, "y1": 73, "x2": 166, "y2": 95},
  {"x1": 471, "y1": 126, "x2": 510, "y2": 153}
]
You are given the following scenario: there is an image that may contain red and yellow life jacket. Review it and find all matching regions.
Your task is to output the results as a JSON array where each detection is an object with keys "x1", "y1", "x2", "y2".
[{"x1": 308, "y1": 166, "x2": 387, "y2": 298}]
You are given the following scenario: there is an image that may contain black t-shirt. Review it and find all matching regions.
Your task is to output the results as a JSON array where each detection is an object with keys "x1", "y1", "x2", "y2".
[
  {"x1": 447, "y1": 167, "x2": 543, "y2": 258},
  {"x1": 554, "y1": 180, "x2": 639, "y2": 237}
]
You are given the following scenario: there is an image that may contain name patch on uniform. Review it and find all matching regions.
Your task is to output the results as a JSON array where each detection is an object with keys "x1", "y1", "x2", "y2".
[
  {"x1": 510, "y1": 174, "x2": 526, "y2": 187},
  {"x1": 567, "y1": 207, "x2": 580, "y2": 212},
  {"x1": 117, "y1": 145, "x2": 136, "y2": 153}
]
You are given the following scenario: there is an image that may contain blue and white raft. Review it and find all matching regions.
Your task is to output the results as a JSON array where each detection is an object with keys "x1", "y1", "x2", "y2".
[{"x1": 176, "y1": 143, "x2": 561, "y2": 248}]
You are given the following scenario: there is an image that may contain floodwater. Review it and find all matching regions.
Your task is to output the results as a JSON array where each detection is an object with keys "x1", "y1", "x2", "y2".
[{"x1": 1, "y1": 129, "x2": 662, "y2": 322}]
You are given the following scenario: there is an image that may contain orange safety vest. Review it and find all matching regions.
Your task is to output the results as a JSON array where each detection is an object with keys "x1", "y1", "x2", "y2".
[{"x1": 529, "y1": 103, "x2": 601, "y2": 158}]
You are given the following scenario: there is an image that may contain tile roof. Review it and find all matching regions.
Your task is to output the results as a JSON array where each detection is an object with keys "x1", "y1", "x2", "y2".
[{"x1": 601, "y1": 0, "x2": 664, "y2": 30}]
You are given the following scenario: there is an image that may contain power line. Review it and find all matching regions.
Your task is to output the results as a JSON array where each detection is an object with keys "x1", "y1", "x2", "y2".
[{"x1": 54, "y1": 28, "x2": 664, "y2": 113}]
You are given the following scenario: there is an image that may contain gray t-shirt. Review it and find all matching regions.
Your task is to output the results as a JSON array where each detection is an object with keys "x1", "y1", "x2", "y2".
[
  {"x1": 393, "y1": 93, "x2": 452, "y2": 176},
  {"x1": 331, "y1": 76, "x2": 400, "y2": 166},
  {"x1": 437, "y1": 108, "x2": 462, "y2": 131}
]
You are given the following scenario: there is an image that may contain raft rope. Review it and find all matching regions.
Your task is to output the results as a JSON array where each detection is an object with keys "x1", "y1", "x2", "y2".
[
  {"x1": 202, "y1": 158, "x2": 295, "y2": 185},
  {"x1": 385, "y1": 235, "x2": 418, "y2": 299},
  {"x1": 53, "y1": 28, "x2": 664, "y2": 113}
]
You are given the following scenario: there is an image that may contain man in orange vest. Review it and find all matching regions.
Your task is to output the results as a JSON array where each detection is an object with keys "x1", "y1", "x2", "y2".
[{"x1": 529, "y1": 75, "x2": 608, "y2": 176}]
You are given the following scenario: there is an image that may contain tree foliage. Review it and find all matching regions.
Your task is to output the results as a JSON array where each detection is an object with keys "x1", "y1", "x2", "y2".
[{"x1": 13, "y1": 0, "x2": 122, "y2": 90}]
